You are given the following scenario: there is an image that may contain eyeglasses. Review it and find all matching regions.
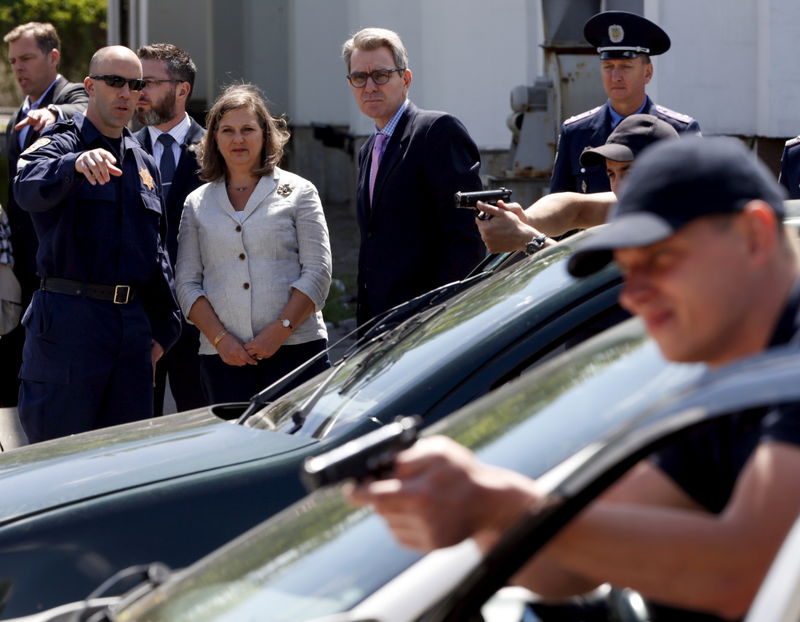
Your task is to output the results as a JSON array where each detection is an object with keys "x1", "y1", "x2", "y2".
[
  {"x1": 142, "y1": 78, "x2": 183, "y2": 89},
  {"x1": 346, "y1": 68, "x2": 404, "y2": 88},
  {"x1": 90, "y1": 74, "x2": 147, "y2": 91}
]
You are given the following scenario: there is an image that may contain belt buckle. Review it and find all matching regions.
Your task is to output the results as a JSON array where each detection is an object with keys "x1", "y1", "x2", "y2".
[{"x1": 113, "y1": 285, "x2": 131, "y2": 304}]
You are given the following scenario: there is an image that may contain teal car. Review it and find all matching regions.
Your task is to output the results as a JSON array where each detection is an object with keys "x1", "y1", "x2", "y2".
[{"x1": 0, "y1": 230, "x2": 629, "y2": 618}]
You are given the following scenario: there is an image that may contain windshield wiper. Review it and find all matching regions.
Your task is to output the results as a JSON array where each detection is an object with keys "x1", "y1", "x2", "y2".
[
  {"x1": 338, "y1": 305, "x2": 448, "y2": 394},
  {"x1": 239, "y1": 273, "x2": 488, "y2": 425},
  {"x1": 285, "y1": 360, "x2": 346, "y2": 434},
  {"x1": 66, "y1": 562, "x2": 171, "y2": 622},
  {"x1": 237, "y1": 304, "x2": 398, "y2": 424}
]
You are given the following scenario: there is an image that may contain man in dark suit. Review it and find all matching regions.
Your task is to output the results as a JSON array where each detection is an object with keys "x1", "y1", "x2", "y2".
[
  {"x1": 550, "y1": 11, "x2": 700, "y2": 195},
  {"x1": 135, "y1": 43, "x2": 208, "y2": 415},
  {"x1": 1, "y1": 22, "x2": 87, "y2": 409},
  {"x1": 342, "y1": 27, "x2": 485, "y2": 326}
]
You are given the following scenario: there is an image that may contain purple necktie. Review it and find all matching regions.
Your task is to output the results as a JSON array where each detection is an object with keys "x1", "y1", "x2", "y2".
[{"x1": 369, "y1": 132, "x2": 387, "y2": 203}]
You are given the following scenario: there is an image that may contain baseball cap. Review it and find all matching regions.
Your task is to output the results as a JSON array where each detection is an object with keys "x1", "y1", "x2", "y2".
[
  {"x1": 584, "y1": 11, "x2": 671, "y2": 59},
  {"x1": 580, "y1": 114, "x2": 679, "y2": 169},
  {"x1": 568, "y1": 136, "x2": 787, "y2": 277}
]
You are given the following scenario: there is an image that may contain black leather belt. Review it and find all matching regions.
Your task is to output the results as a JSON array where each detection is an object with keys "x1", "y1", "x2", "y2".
[{"x1": 41, "y1": 277, "x2": 135, "y2": 304}]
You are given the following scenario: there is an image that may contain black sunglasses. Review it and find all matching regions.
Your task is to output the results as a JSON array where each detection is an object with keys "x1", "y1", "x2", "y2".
[{"x1": 90, "y1": 74, "x2": 147, "y2": 91}]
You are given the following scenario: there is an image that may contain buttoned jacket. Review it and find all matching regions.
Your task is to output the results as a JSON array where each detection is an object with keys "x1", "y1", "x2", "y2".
[{"x1": 176, "y1": 167, "x2": 331, "y2": 354}]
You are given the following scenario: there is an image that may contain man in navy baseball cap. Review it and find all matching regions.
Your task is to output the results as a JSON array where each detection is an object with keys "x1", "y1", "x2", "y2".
[{"x1": 569, "y1": 136, "x2": 787, "y2": 278}]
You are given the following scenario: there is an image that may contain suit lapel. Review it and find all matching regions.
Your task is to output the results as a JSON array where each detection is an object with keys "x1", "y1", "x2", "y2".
[
  {"x1": 172, "y1": 119, "x2": 204, "y2": 196},
  {"x1": 588, "y1": 102, "x2": 611, "y2": 149},
  {"x1": 17, "y1": 76, "x2": 67, "y2": 152},
  {"x1": 356, "y1": 137, "x2": 373, "y2": 233}
]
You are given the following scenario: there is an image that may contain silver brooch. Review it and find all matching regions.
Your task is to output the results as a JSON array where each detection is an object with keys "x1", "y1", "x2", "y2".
[{"x1": 277, "y1": 184, "x2": 294, "y2": 197}]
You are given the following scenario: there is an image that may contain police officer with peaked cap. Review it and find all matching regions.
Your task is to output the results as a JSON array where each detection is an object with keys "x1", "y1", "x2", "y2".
[
  {"x1": 13, "y1": 45, "x2": 181, "y2": 443},
  {"x1": 550, "y1": 10, "x2": 701, "y2": 195}
]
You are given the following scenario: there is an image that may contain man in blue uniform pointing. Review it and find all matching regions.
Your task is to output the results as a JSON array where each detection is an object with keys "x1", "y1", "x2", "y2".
[
  {"x1": 550, "y1": 11, "x2": 700, "y2": 195},
  {"x1": 13, "y1": 45, "x2": 180, "y2": 443}
]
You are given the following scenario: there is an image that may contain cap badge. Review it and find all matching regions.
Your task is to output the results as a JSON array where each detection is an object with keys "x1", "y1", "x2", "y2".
[
  {"x1": 608, "y1": 25, "x2": 624, "y2": 43},
  {"x1": 139, "y1": 167, "x2": 155, "y2": 191}
]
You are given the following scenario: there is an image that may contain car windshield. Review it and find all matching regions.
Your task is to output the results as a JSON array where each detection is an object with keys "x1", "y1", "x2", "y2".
[
  {"x1": 242, "y1": 233, "x2": 619, "y2": 440},
  {"x1": 117, "y1": 319, "x2": 704, "y2": 622}
]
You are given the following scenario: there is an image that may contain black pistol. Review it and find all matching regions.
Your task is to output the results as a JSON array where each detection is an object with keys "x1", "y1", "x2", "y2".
[
  {"x1": 454, "y1": 187, "x2": 512, "y2": 220},
  {"x1": 301, "y1": 415, "x2": 422, "y2": 491}
]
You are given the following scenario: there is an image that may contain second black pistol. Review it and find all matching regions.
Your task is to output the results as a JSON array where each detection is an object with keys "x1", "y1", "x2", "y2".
[{"x1": 455, "y1": 187, "x2": 512, "y2": 220}]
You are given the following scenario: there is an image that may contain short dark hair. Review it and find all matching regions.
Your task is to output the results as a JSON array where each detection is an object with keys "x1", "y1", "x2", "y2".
[
  {"x1": 199, "y1": 83, "x2": 290, "y2": 182},
  {"x1": 4, "y1": 22, "x2": 60, "y2": 56},
  {"x1": 137, "y1": 43, "x2": 196, "y2": 96}
]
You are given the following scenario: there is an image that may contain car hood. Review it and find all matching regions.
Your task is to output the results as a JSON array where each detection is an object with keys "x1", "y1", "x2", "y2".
[{"x1": 0, "y1": 407, "x2": 316, "y2": 525}]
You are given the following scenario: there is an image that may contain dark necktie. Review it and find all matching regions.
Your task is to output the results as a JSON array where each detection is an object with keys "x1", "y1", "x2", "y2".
[{"x1": 157, "y1": 133, "x2": 177, "y2": 194}]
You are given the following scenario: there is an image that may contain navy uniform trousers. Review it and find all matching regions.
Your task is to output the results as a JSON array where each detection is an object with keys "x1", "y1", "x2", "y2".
[{"x1": 20, "y1": 291, "x2": 153, "y2": 440}]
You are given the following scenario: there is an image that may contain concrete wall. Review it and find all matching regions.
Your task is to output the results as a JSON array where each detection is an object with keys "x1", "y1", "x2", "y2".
[
  {"x1": 652, "y1": 0, "x2": 800, "y2": 138},
  {"x1": 290, "y1": 0, "x2": 533, "y2": 149},
  {"x1": 139, "y1": 0, "x2": 800, "y2": 199}
]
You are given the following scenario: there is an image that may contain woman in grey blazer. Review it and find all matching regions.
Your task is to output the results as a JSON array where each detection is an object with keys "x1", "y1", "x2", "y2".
[{"x1": 176, "y1": 84, "x2": 332, "y2": 403}]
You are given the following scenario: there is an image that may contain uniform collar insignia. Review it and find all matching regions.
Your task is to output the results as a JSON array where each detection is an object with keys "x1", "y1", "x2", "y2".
[{"x1": 139, "y1": 167, "x2": 155, "y2": 191}]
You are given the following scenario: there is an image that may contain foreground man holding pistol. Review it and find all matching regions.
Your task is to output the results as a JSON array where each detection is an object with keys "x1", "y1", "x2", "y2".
[{"x1": 352, "y1": 137, "x2": 800, "y2": 621}]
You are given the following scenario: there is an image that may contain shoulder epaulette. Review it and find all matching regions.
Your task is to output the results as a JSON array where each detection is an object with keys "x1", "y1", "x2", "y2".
[
  {"x1": 564, "y1": 105, "x2": 603, "y2": 126},
  {"x1": 654, "y1": 105, "x2": 694, "y2": 125},
  {"x1": 784, "y1": 136, "x2": 800, "y2": 148},
  {"x1": 40, "y1": 117, "x2": 76, "y2": 137}
]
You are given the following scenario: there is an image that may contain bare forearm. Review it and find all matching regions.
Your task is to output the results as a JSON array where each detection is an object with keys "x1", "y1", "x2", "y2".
[
  {"x1": 187, "y1": 296, "x2": 226, "y2": 341},
  {"x1": 261, "y1": 288, "x2": 315, "y2": 336},
  {"x1": 518, "y1": 501, "x2": 765, "y2": 618},
  {"x1": 525, "y1": 192, "x2": 615, "y2": 236}
]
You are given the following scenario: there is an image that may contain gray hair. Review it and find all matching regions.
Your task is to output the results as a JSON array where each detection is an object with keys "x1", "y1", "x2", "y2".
[{"x1": 342, "y1": 27, "x2": 409, "y2": 72}]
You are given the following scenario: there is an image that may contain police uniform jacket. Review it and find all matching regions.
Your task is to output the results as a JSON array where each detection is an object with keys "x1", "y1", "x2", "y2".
[
  {"x1": 550, "y1": 96, "x2": 701, "y2": 194},
  {"x1": 13, "y1": 113, "x2": 181, "y2": 351},
  {"x1": 779, "y1": 137, "x2": 800, "y2": 200}
]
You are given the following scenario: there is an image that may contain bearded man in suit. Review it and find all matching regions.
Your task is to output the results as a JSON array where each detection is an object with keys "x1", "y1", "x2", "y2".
[{"x1": 135, "y1": 43, "x2": 208, "y2": 415}]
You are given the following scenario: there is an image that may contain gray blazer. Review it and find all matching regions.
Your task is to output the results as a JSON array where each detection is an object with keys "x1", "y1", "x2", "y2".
[{"x1": 176, "y1": 167, "x2": 331, "y2": 355}]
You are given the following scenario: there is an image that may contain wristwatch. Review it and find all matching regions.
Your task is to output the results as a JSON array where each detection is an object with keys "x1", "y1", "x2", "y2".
[
  {"x1": 280, "y1": 318, "x2": 294, "y2": 331},
  {"x1": 46, "y1": 104, "x2": 60, "y2": 119},
  {"x1": 524, "y1": 233, "x2": 549, "y2": 256}
]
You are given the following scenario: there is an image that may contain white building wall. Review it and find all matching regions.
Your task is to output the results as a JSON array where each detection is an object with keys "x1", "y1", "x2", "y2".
[
  {"x1": 291, "y1": 0, "x2": 534, "y2": 149},
  {"x1": 648, "y1": 0, "x2": 800, "y2": 138}
]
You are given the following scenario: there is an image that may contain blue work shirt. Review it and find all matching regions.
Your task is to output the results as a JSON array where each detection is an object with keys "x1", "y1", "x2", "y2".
[{"x1": 14, "y1": 113, "x2": 180, "y2": 350}]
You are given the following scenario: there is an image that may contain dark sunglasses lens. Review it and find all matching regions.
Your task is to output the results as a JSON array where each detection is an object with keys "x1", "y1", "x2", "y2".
[
  {"x1": 105, "y1": 76, "x2": 126, "y2": 88},
  {"x1": 129, "y1": 79, "x2": 146, "y2": 91}
]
